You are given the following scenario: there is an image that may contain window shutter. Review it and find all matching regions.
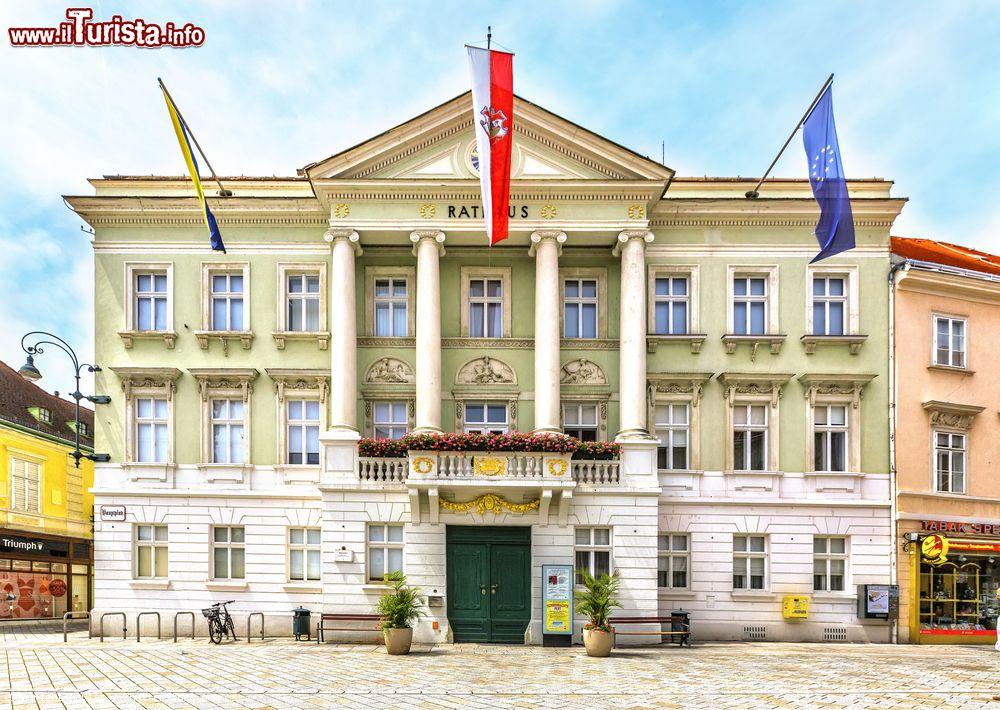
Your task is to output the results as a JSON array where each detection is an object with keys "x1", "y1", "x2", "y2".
[{"x1": 10, "y1": 458, "x2": 40, "y2": 513}]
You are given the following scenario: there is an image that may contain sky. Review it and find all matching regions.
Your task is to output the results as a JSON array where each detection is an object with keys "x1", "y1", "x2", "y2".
[{"x1": 1, "y1": 0, "x2": 998, "y2": 396}]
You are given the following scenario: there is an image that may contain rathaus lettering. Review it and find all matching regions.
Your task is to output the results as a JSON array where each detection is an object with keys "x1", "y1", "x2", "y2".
[{"x1": 447, "y1": 205, "x2": 529, "y2": 219}]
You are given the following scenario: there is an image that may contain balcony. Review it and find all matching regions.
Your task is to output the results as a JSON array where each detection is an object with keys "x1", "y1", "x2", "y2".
[{"x1": 357, "y1": 452, "x2": 620, "y2": 486}]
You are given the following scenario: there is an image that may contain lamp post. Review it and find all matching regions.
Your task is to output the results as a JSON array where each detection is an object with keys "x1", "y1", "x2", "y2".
[{"x1": 18, "y1": 331, "x2": 111, "y2": 468}]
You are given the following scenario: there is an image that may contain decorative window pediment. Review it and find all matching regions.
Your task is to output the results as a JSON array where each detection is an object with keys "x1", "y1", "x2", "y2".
[
  {"x1": 798, "y1": 373, "x2": 876, "y2": 409},
  {"x1": 717, "y1": 372, "x2": 792, "y2": 408},
  {"x1": 265, "y1": 368, "x2": 330, "y2": 404},
  {"x1": 188, "y1": 368, "x2": 258, "y2": 402},
  {"x1": 111, "y1": 367, "x2": 183, "y2": 401},
  {"x1": 921, "y1": 400, "x2": 985, "y2": 431},
  {"x1": 647, "y1": 372, "x2": 713, "y2": 407}
]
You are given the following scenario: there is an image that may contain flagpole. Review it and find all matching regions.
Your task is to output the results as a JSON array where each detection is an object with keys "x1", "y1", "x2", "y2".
[
  {"x1": 157, "y1": 78, "x2": 232, "y2": 197},
  {"x1": 745, "y1": 73, "x2": 834, "y2": 199}
]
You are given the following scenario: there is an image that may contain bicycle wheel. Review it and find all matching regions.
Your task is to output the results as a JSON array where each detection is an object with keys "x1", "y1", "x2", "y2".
[{"x1": 208, "y1": 617, "x2": 223, "y2": 644}]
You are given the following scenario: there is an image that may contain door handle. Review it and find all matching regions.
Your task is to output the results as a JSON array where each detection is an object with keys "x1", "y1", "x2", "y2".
[
  {"x1": 491, "y1": 584, "x2": 498, "y2": 595},
  {"x1": 480, "y1": 584, "x2": 487, "y2": 596}
]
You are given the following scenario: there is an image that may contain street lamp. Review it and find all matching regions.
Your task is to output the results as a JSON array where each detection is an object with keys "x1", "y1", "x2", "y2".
[{"x1": 18, "y1": 331, "x2": 111, "y2": 467}]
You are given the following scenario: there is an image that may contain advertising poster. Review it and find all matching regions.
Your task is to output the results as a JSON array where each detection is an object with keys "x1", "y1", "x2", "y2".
[{"x1": 542, "y1": 564, "x2": 574, "y2": 635}]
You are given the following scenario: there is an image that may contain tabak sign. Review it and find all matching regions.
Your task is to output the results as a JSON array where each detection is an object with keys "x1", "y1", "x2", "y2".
[{"x1": 921, "y1": 520, "x2": 1000, "y2": 537}]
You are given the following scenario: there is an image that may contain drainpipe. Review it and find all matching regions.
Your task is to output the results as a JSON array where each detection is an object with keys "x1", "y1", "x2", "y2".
[{"x1": 887, "y1": 258, "x2": 911, "y2": 644}]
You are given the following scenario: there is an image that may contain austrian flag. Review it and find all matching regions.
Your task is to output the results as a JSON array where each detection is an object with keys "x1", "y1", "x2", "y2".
[{"x1": 467, "y1": 45, "x2": 514, "y2": 246}]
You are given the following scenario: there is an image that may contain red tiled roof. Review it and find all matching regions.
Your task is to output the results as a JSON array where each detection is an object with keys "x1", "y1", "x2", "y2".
[
  {"x1": 0, "y1": 359, "x2": 94, "y2": 448},
  {"x1": 891, "y1": 237, "x2": 1000, "y2": 277}
]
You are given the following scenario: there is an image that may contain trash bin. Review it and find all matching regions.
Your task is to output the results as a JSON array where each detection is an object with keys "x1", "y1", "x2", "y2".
[
  {"x1": 670, "y1": 609, "x2": 690, "y2": 646},
  {"x1": 292, "y1": 607, "x2": 311, "y2": 641}
]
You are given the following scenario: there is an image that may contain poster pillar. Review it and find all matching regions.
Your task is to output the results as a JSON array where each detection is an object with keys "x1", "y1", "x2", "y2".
[{"x1": 542, "y1": 564, "x2": 573, "y2": 647}]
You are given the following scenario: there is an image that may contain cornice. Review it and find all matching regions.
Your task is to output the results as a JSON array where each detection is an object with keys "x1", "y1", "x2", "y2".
[{"x1": 897, "y1": 266, "x2": 1000, "y2": 305}]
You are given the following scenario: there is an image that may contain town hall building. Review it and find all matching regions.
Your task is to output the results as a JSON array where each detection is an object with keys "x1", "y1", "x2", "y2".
[{"x1": 70, "y1": 92, "x2": 906, "y2": 643}]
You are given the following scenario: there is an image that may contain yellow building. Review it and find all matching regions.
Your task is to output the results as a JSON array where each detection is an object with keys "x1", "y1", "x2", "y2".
[{"x1": 0, "y1": 360, "x2": 94, "y2": 620}]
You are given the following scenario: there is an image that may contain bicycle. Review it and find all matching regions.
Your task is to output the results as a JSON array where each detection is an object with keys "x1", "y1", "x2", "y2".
[{"x1": 202, "y1": 600, "x2": 238, "y2": 644}]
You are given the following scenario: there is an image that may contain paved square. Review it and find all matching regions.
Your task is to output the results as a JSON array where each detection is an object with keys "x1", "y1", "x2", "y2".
[{"x1": 1, "y1": 622, "x2": 999, "y2": 708}]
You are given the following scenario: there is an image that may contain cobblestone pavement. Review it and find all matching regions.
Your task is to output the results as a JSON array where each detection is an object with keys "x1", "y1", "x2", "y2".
[{"x1": 2, "y1": 622, "x2": 999, "y2": 709}]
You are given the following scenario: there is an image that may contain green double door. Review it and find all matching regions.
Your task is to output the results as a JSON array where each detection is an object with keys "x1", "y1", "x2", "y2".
[{"x1": 446, "y1": 526, "x2": 531, "y2": 643}]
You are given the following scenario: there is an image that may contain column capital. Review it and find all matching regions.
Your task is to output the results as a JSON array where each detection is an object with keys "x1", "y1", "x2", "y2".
[
  {"x1": 324, "y1": 228, "x2": 363, "y2": 255},
  {"x1": 612, "y1": 229, "x2": 654, "y2": 257},
  {"x1": 410, "y1": 229, "x2": 446, "y2": 256},
  {"x1": 528, "y1": 230, "x2": 567, "y2": 257}
]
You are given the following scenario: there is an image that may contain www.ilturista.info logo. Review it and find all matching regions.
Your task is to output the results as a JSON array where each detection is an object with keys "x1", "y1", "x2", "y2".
[{"x1": 8, "y1": 8, "x2": 205, "y2": 48}]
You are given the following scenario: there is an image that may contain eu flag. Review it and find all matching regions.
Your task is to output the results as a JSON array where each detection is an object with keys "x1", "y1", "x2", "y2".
[{"x1": 802, "y1": 86, "x2": 854, "y2": 262}]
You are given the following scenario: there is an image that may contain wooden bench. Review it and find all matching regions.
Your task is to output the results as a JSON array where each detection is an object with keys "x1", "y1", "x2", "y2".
[
  {"x1": 316, "y1": 613, "x2": 381, "y2": 644},
  {"x1": 611, "y1": 614, "x2": 691, "y2": 647}
]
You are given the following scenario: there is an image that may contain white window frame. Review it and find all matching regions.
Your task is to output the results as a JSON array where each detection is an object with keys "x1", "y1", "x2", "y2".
[
  {"x1": 364, "y1": 267, "x2": 415, "y2": 337},
  {"x1": 270, "y1": 371, "x2": 328, "y2": 473},
  {"x1": 647, "y1": 265, "x2": 700, "y2": 336},
  {"x1": 562, "y1": 277, "x2": 599, "y2": 339},
  {"x1": 732, "y1": 403, "x2": 768, "y2": 472},
  {"x1": 813, "y1": 403, "x2": 849, "y2": 473},
  {"x1": 9, "y1": 454, "x2": 41, "y2": 514},
  {"x1": 651, "y1": 275, "x2": 689, "y2": 335},
  {"x1": 562, "y1": 402, "x2": 600, "y2": 441},
  {"x1": 276, "y1": 263, "x2": 328, "y2": 335},
  {"x1": 124, "y1": 262, "x2": 174, "y2": 333},
  {"x1": 726, "y1": 265, "x2": 778, "y2": 335},
  {"x1": 813, "y1": 536, "x2": 848, "y2": 592},
  {"x1": 933, "y1": 429, "x2": 966, "y2": 494},
  {"x1": 373, "y1": 277, "x2": 410, "y2": 337},
  {"x1": 655, "y1": 403, "x2": 690, "y2": 471},
  {"x1": 732, "y1": 534, "x2": 767, "y2": 590},
  {"x1": 574, "y1": 527, "x2": 612, "y2": 584},
  {"x1": 366, "y1": 523, "x2": 404, "y2": 583},
  {"x1": 211, "y1": 526, "x2": 245, "y2": 581},
  {"x1": 134, "y1": 397, "x2": 170, "y2": 464},
  {"x1": 134, "y1": 524, "x2": 168, "y2": 580},
  {"x1": 807, "y1": 267, "x2": 859, "y2": 336},
  {"x1": 932, "y1": 314, "x2": 968, "y2": 369},
  {"x1": 285, "y1": 398, "x2": 322, "y2": 466},
  {"x1": 657, "y1": 533, "x2": 689, "y2": 589},
  {"x1": 210, "y1": 398, "x2": 247, "y2": 465},
  {"x1": 468, "y1": 278, "x2": 504, "y2": 337},
  {"x1": 373, "y1": 401, "x2": 409, "y2": 440},
  {"x1": 202, "y1": 262, "x2": 250, "y2": 333},
  {"x1": 560, "y1": 267, "x2": 608, "y2": 339},
  {"x1": 287, "y1": 527, "x2": 321, "y2": 582},
  {"x1": 460, "y1": 267, "x2": 511, "y2": 338},
  {"x1": 463, "y1": 401, "x2": 510, "y2": 434}
]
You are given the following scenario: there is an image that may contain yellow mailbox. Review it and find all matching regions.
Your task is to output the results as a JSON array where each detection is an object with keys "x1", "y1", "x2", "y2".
[{"x1": 782, "y1": 595, "x2": 810, "y2": 619}]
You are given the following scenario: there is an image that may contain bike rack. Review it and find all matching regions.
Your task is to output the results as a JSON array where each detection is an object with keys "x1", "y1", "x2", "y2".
[
  {"x1": 173, "y1": 611, "x2": 195, "y2": 642},
  {"x1": 62, "y1": 611, "x2": 92, "y2": 643},
  {"x1": 100, "y1": 612, "x2": 127, "y2": 642},
  {"x1": 136, "y1": 611, "x2": 161, "y2": 642},
  {"x1": 247, "y1": 612, "x2": 264, "y2": 643}
]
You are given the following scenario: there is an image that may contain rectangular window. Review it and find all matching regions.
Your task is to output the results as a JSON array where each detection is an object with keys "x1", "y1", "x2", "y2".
[
  {"x1": 135, "y1": 524, "x2": 168, "y2": 579},
  {"x1": 210, "y1": 272, "x2": 245, "y2": 331},
  {"x1": 374, "y1": 278, "x2": 408, "y2": 337},
  {"x1": 733, "y1": 404, "x2": 767, "y2": 471},
  {"x1": 934, "y1": 431, "x2": 966, "y2": 493},
  {"x1": 653, "y1": 276, "x2": 689, "y2": 335},
  {"x1": 655, "y1": 404, "x2": 689, "y2": 470},
  {"x1": 135, "y1": 272, "x2": 168, "y2": 331},
  {"x1": 135, "y1": 397, "x2": 169, "y2": 463},
  {"x1": 286, "y1": 273, "x2": 321, "y2": 332},
  {"x1": 813, "y1": 404, "x2": 848, "y2": 472},
  {"x1": 733, "y1": 276, "x2": 767, "y2": 335},
  {"x1": 287, "y1": 399, "x2": 320, "y2": 465},
  {"x1": 657, "y1": 534, "x2": 689, "y2": 589},
  {"x1": 574, "y1": 527, "x2": 612, "y2": 584},
  {"x1": 733, "y1": 535, "x2": 766, "y2": 590},
  {"x1": 563, "y1": 403, "x2": 598, "y2": 441},
  {"x1": 463, "y1": 401, "x2": 509, "y2": 434},
  {"x1": 563, "y1": 279, "x2": 598, "y2": 339},
  {"x1": 211, "y1": 399, "x2": 246, "y2": 464},
  {"x1": 811, "y1": 276, "x2": 846, "y2": 336},
  {"x1": 367, "y1": 524, "x2": 403, "y2": 582},
  {"x1": 374, "y1": 401, "x2": 408, "y2": 440},
  {"x1": 9, "y1": 457, "x2": 40, "y2": 513},
  {"x1": 288, "y1": 528, "x2": 321, "y2": 582},
  {"x1": 934, "y1": 316, "x2": 966, "y2": 368},
  {"x1": 212, "y1": 526, "x2": 245, "y2": 580},
  {"x1": 813, "y1": 537, "x2": 847, "y2": 592},
  {"x1": 469, "y1": 278, "x2": 503, "y2": 338}
]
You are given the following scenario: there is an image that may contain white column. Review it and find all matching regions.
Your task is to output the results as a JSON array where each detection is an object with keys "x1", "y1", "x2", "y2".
[
  {"x1": 325, "y1": 228, "x2": 361, "y2": 431},
  {"x1": 410, "y1": 230, "x2": 446, "y2": 433},
  {"x1": 530, "y1": 230, "x2": 567, "y2": 434},
  {"x1": 615, "y1": 230, "x2": 654, "y2": 438}
]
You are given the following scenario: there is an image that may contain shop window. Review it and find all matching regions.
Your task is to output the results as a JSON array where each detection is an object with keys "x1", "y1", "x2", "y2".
[
  {"x1": 367, "y1": 524, "x2": 403, "y2": 582},
  {"x1": 563, "y1": 403, "x2": 598, "y2": 441},
  {"x1": 135, "y1": 524, "x2": 168, "y2": 579},
  {"x1": 813, "y1": 537, "x2": 847, "y2": 592},
  {"x1": 657, "y1": 534, "x2": 689, "y2": 589},
  {"x1": 288, "y1": 528, "x2": 321, "y2": 582},
  {"x1": 212, "y1": 526, "x2": 245, "y2": 580},
  {"x1": 575, "y1": 527, "x2": 612, "y2": 583},
  {"x1": 919, "y1": 558, "x2": 1000, "y2": 635},
  {"x1": 733, "y1": 535, "x2": 766, "y2": 590},
  {"x1": 9, "y1": 456, "x2": 40, "y2": 513},
  {"x1": 935, "y1": 432, "x2": 966, "y2": 494},
  {"x1": 655, "y1": 404, "x2": 689, "y2": 470}
]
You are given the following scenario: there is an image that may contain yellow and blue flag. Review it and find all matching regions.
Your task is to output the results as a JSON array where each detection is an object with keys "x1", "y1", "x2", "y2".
[{"x1": 159, "y1": 82, "x2": 225, "y2": 253}]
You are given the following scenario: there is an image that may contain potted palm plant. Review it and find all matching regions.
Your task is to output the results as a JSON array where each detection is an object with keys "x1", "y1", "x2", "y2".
[
  {"x1": 576, "y1": 570, "x2": 621, "y2": 657},
  {"x1": 376, "y1": 570, "x2": 424, "y2": 655}
]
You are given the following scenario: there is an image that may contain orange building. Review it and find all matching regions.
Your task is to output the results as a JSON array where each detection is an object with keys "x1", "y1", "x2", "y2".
[{"x1": 892, "y1": 237, "x2": 1000, "y2": 644}]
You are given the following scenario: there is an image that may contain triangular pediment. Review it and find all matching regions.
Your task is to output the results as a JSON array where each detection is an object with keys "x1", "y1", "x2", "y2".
[{"x1": 302, "y1": 93, "x2": 673, "y2": 183}]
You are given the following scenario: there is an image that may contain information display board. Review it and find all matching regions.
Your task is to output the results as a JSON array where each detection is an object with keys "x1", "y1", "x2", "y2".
[
  {"x1": 542, "y1": 564, "x2": 574, "y2": 636},
  {"x1": 857, "y1": 584, "x2": 899, "y2": 620}
]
